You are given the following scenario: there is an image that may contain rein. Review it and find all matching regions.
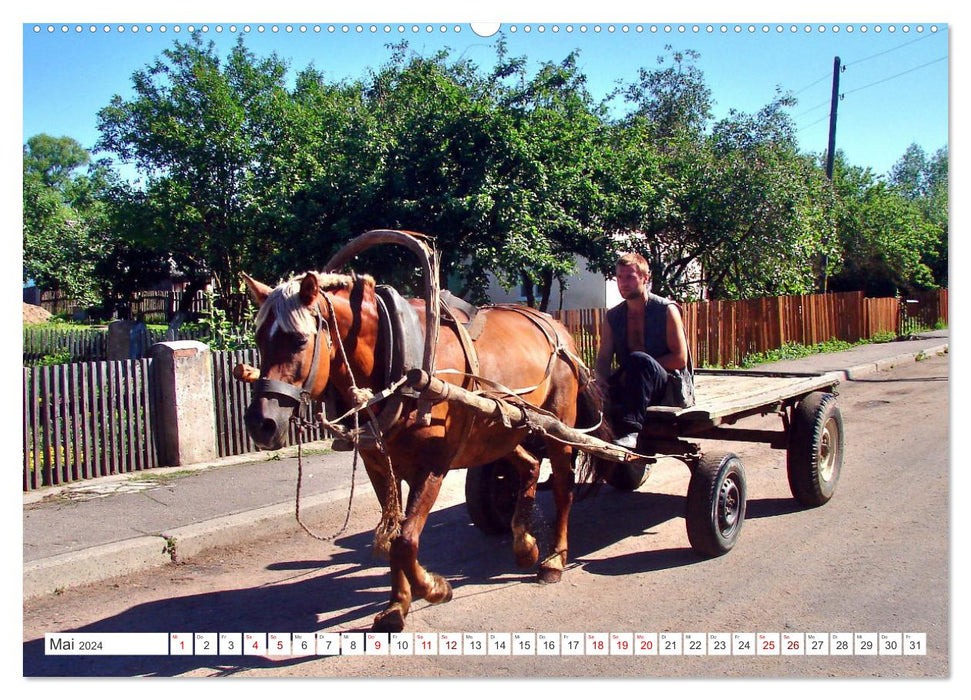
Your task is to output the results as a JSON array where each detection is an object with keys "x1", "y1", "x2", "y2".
[{"x1": 290, "y1": 292, "x2": 404, "y2": 543}]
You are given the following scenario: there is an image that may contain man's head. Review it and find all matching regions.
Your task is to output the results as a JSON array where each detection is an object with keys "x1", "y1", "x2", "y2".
[{"x1": 615, "y1": 252, "x2": 650, "y2": 300}]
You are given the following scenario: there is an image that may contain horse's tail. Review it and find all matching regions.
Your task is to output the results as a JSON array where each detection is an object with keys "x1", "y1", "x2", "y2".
[{"x1": 573, "y1": 373, "x2": 615, "y2": 498}]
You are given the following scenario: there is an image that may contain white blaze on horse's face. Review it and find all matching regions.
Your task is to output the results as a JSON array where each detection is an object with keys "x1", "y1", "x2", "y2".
[{"x1": 242, "y1": 272, "x2": 332, "y2": 450}]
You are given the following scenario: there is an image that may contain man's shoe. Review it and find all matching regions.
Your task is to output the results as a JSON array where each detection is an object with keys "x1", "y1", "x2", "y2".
[{"x1": 615, "y1": 433, "x2": 639, "y2": 450}]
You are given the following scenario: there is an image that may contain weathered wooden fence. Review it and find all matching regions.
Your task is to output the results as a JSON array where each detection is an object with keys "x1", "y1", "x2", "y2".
[
  {"x1": 23, "y1": 325, "x2": 208, "y2": 365},
  {"x1": 23, "y1": 359, "x2": 158, "y2": 490},
  {"x1": 23, "y1": 327, "x2": 108, "y2": 364},
  {"x1": 35, "y1": 289, "x2": 251, "y2": 324},
  {"x1": 554, "y1": 289, "x2": 948, "y2": 369},
  {"x1": 22, "y1": 347, "x2": 339, "y2": 489}
]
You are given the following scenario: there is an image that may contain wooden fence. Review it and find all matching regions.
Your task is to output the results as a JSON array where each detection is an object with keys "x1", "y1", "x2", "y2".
[
  {"x1": 554, "y1": 288, "x2": 948, "y2": 369},
  {"x1": 23, "y1": 327, "x2": 108, "y2": 364},
  {"x1": 35, "y1": 289, "x2": 252, "y2": 324},
  {"x1": 23, "y1": 325, "x2": 208, "y2": 365},
  {"x1": 23, "y1": 359, "x2": 158, "y2": 490}
]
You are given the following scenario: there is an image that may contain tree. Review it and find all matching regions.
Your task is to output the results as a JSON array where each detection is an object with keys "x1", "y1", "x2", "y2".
[
  {"x1": 828, "y1": 158, "x2": 937, "y2": 296},
  {"x1": 24, "y1": 134, "x2": 90, "y2": 188},
  {"x1": 96, "y1": 35, "x2": 295, "y2": 312},
  {"x1": 888, "y1": 144, "x2": 948, "y2": 287},
  {"x1": 22, "y1": 136, "x2": 105, "y2": 304}
]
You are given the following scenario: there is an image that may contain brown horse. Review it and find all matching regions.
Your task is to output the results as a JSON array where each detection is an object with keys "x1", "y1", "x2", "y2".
[{"x1": 241, "y1": 268, "x2": 612, "y2": 632}]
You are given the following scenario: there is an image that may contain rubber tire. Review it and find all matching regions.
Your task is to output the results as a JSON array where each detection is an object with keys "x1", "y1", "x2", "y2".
[
  {"x1": 685, "y1": 451, "x2": 747, "y2": 557},
  {"x1": 465, "y1": 459, "x2": 520, "y2": 535},
  {"x1": 606, "y1": 461, "x2": 650, "y2": 491},
  {"x1": 787, "y1": 392, "x2": 844, "y2": 507}
]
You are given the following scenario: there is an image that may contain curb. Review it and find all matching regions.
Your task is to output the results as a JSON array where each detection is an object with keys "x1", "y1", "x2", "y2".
[
  {"x1": 161, "y1": 489, "x2": 352, "y2": 563},
  {"x1": 23, "y1": 489, "x2": 350, "y2": 601},
  {"x1": 824, "y1": 343, "x2": 948, "y2": 381},
  {"x1": 24, "y1": 536, "x2": 171, "y2": 600}
]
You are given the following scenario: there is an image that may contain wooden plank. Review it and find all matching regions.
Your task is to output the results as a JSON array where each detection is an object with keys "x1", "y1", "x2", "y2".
[
  {"x1": 107, "y1": 361, "x2": 120, "y2": 475},
  {"x1": 23, "y1": 369, "x2": 33, "y2": 490},
  {"x1": 69, "y1": 362, "x2": 81, "y2": 481},
  {"x1": 79, "y1": 363, "x2": 93, "y2": 480},
  {"x1": 141, "y1": 358, "x2": 158, "y2": 469},
  {"x1": 40, "y1": 365, "x2": 52, "y2": 486},
  {"x1": 644, "y1": 370, "x2": 840, "y2": 424},
  {"x1": 123, "y1": 360, "x2": 136, "y2": 472},
  {"x1": 52, "y1": 364, "x2": 66, "y2": 484}
]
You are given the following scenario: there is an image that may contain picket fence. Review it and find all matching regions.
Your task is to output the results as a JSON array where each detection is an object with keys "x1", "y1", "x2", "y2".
[{"x1": 22, "y1": 349, "x2": 331, "y2": 491}]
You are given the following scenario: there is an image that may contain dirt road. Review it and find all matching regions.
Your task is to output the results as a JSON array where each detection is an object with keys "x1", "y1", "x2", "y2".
[{"x1": 23, "y1": 353, "x2": 949, "y2": 678}]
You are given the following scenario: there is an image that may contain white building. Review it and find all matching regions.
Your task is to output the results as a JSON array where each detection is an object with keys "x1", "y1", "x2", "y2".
[{"x1": 483, "y1": 255, "x2": 623, "y2": 311}]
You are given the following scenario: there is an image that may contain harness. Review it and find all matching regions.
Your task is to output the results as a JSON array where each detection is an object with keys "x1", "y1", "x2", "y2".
[{"x1": 251, "y1": 299, "x2": 331, "y2": 423}]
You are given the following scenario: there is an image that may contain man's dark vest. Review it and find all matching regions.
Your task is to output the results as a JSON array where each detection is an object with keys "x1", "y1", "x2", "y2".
[{"x1": 605, "y1": 293, "x2": 674, "y2": 368}]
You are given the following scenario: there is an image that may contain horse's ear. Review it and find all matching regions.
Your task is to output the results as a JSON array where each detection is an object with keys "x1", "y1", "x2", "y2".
[
  {"x1": 241, "y1": 272, "x2": 272, "y2": 307},
  {"x1": 299, "y1": 272, "x2": 320, "y2": 307}
]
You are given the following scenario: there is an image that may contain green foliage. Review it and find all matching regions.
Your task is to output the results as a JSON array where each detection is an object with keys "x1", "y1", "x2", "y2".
[
  {"x1": 29, "y1": 351, "x2": 74, "y2": 367},
  {"x1": 23, "y1": 35, "x2": 944, "y2": 315},
  {"x1": 22, "y1": 136, "x2": 108, "y2": 305},
  {"x1": 188, "y1": 288, "x2": 255, "y2": 351},
  {"x1": 181, "y1": 289, "x2": 256, "y2": 350},
  {"x1": 828, "y1": 156, "x2": 940, "y2": 296},
  {"x1": 738, "y1": 340, "x2": 856, "y2": 368}
]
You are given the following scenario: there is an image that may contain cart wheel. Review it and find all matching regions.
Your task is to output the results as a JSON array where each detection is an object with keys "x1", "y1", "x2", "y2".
[
  {"x1": 606, "y1": 461, "x2": 650, "y2": 491},
  {"x1": 685, "y1": 451, "x2": 746, "y2": 557},
  {"x1": 465, "y1": 459, "x2": 520, "y2": 535},
  {"x1": 787, "y1": 392, "x2": 844, "y2": 507}
]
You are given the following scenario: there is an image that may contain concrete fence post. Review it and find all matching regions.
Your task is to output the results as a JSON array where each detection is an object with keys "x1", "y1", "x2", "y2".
[{"x1": 150, "y1": 341, "x2": 218, "y2": 466}]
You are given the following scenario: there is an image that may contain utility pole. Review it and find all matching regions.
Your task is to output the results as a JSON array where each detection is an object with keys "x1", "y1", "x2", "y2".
[
  {"x1": 822, "y1": 56, "x2": 842, "y2": 292},
  {"x1": 825, "y1": 56, "x2": 842, "y2": 180}
]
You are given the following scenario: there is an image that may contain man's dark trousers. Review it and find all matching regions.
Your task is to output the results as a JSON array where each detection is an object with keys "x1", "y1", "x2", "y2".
[{"x1": 608, "y1": 351, "x2": 669, "y2": 435}]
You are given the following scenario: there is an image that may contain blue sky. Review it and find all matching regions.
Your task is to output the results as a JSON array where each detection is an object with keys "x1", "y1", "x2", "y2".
[{"x1": 22, "y1": 18, "x2": 948, "y2": 179}]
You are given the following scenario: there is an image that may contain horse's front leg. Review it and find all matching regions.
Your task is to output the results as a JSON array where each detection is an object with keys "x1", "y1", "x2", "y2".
[
  {"x1": 360, "y1": 452, "x2": 403, "y2": 560},
  {"x1": 372, "y1": 467, "x2": 452, "y2": 633},
  {"x1": 538, "y1": 443, "x2": 575, "y2": 584},
  {"x1": 507, "y1": 445, "x2": 542, "y2": 569}
]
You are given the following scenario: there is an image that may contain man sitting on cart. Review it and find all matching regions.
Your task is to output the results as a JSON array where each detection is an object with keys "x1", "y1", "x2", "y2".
[{"x1": 595, "y1": 252, "x2": 694, "y2": 449}]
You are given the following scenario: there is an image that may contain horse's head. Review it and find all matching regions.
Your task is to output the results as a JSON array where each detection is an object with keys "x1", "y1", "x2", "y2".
[{"x1": 241, "y1": 271, "x2": 336, "y2": 450}]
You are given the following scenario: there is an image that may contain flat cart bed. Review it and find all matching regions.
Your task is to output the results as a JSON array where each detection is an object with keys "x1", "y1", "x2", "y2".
[{"x1": 638, "y1": 369, "x2": 841, "y2": 448}]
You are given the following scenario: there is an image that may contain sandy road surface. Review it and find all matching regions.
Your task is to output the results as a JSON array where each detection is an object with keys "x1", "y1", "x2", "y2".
[{"x1": 24, "y1": 353, "x2": 949, "y2": 678}]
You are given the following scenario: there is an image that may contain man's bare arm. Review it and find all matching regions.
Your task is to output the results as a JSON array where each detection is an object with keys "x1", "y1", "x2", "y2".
[
  {"x1": 595, "y1": 320, "x2": 615, "y2": 385},
  {"x1": 656, "y1": 304, "x2": 688, "y2": 371}
]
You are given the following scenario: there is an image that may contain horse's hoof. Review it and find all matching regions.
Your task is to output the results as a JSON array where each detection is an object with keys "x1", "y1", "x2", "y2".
[
  {"x1": 424, "y1": 574, "x2": 453, "y2": 605},
  {"x1": 515, "y1": 542, "x2": 540, "y2": 569},
  {"x1": 537, "y1": 566, "x2": 563, "y2": 584},
  {"x1": 372, "y1": 605, "x2": 406, "y2": 633}
]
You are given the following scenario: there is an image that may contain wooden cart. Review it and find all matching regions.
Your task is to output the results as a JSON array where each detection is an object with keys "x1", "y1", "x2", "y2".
[{"x1": 465, "y1": 369, "x2": 845, "y2": 558}]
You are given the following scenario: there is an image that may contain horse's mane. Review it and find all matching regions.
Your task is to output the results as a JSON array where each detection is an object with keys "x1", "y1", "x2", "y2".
[{"x1": 255, "y1": 271, "x2": 374, "y2": 339}]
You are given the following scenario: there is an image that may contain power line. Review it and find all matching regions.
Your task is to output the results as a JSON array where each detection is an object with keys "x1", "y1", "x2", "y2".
[
  {"x1": 843, "y1": 31, "x2": 940, "y2": 68},
  {"x1": 794, "y1": 98, "x2": 831, "y2": 118},
  {"x1": 796, "y1": 113, "x2": 831, "y2": 133},
  {"x1": 792, "y1": 73, "x2": 830, "y2": 97},
  {"x1": 842, "y1": 56, "x2": 947, "y2": 97},
  {"x1": 795, "y1": 55, "x2": 945, "y2": 133}
]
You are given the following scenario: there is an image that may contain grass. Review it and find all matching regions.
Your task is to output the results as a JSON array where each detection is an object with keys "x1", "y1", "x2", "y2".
[
  {"x1": 733, "y1": 326, "x2": 944, "y2": 369},
  {"x1": 127, "y1": 469, "x2": 199, "y2": 484}
]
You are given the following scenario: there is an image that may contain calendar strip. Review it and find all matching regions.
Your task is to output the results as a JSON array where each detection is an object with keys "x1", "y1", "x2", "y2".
[{"x1": 43, "y1": 632, "x2": 928, "y2": 656}]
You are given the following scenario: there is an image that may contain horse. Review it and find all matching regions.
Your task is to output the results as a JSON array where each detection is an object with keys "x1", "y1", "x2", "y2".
[{"x1": 240, "y1": 266, "x2": 613, "y2": 633}]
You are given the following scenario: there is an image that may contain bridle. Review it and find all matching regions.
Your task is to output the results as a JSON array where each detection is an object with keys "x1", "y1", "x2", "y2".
[{"x1": 251, "y1": 298, "x2": 332, "y2": 423}]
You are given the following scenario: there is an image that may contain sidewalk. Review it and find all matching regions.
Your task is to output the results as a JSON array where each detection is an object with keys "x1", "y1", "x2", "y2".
[{"x1": 22, "y1": 332, "x2": 949, "y2": 600}]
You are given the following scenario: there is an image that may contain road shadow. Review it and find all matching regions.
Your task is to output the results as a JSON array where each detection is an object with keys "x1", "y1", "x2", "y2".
[{"x1": 24, "y1": 484, "x2": 805, "y2": 677}]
